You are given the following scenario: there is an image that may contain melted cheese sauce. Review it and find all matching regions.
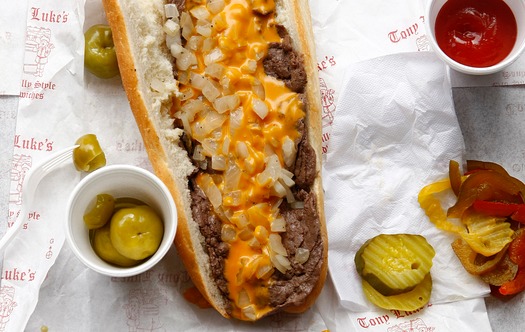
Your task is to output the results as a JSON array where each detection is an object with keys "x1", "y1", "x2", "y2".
[{"x1": 176, "y1": 0, "x2": 305, "y2": 320}]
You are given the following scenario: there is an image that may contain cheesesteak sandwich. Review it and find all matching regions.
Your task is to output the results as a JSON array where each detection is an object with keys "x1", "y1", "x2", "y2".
[{"x1": 102, "y1": 0, "x2": 327, "y2": 320}]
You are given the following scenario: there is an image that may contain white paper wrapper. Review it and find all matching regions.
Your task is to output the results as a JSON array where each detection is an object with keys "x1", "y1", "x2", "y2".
[
  {"x1": 315, "y1": 278, "x2": 492, "y2": 332},
  {"x1": 0, "y1": 0, "x2": 507, "y2": 330},
  {"x1": 0, "y1": 2, "x2": 29, "y2": 95},
  {"x1": 323, "y1": 52, "x2": 490, "y2": 312},
  {"x1": 0, "y1": 0, "x2": 85, "y2": 331}
]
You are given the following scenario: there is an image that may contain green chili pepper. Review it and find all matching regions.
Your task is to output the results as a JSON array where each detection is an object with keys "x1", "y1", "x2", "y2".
[{"x1": 84, "y1": 24, "x2": 119, "y2": 79}]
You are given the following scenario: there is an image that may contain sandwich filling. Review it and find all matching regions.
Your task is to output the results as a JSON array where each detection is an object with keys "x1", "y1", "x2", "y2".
[{"x1": 164, "y1": 0, "x2": 322, "y2": 320}]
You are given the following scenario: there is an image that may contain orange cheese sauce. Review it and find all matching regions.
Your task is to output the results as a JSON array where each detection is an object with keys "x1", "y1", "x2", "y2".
[{"x1": 177, "y1": 0, "x2": 304, "y2": 320}]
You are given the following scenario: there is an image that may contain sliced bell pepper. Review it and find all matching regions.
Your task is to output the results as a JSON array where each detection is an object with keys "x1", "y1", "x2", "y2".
[
  {"x1": 451, "y1": 238, "x2": 507, "y2": 275},
  {"x1": 508, "y1": 229, "x2": 525, "y2": 267},
  {"x1": 467, "y1": 160, "x2": 510, "y2": 176},
  {"x1": 499, "y1": 268, "x2": 525, "y2": 295},
  {"x1": 467, "y1": 160, "x2": 525, "y2": 202},
  {"x1": 472, "y1": 200, "x2": 525, "y2": 224},
  {"x1": 449, "y1": 160, "x2": 462, "y2": 197},
  {"x1": 418, "y1": 179, "x2": 464, "y2": 234},
  {"x1": 447, "y1": 170, "x2": 523, "y2": 219}
]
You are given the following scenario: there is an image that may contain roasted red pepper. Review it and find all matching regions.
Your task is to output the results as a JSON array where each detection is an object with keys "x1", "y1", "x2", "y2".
[
  {"x1": 472, "y1": 200, "x2": 525, "y2": 223},
  {"x1": 448, "y1": 170, "x2": 523, "y2": 218},
  {"x1": 497, "y1": 230, "x2": 525, "y2": 295},
  {"x1": 508, "y1": 230, "x2": 525, "y2": 267},
  {"x1": 499, "y1": 269, "x2": 525, "y2": 295}
]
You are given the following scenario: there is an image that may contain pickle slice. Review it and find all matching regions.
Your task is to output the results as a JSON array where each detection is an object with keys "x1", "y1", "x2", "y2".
[
  {"x1": 355, "y1": 234, "x2": 435, "y2": 296},
  {"x1": 361, "y1": 273, "x2": 432, "y2": 311}
]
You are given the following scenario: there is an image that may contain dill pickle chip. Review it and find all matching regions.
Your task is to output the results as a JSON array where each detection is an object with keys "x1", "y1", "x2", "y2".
[
  {"x1": 355, "y1": 234, "x2": 435, "y2": 296},
  {"x1": 361, "y1": 273, "x2": 432, "y2": 311}
]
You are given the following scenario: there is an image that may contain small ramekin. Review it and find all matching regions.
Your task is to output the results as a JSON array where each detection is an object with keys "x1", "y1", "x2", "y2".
[{"x1": 65, "y1": 164, "x2": 177, "y2": 277}]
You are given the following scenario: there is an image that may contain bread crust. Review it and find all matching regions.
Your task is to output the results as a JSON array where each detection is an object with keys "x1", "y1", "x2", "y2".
[{"x1": 102, "y1": 0, "x2": 327, "y2": 319}]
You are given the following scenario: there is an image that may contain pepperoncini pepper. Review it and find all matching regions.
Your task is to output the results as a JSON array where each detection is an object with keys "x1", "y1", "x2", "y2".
[
  {"x1": 73, "y1": 134, "x2": 106, "y2": 172},
  {"x1": 84, "y1": 24, "x2": 119, "y2": 79}
]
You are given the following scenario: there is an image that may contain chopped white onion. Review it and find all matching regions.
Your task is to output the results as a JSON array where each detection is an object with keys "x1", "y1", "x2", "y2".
[
  {"x1": 252, "y1": 98, "x2": 268, "y2": 120},
  {"x1": 282, "y1": 136, "x2": 296, "y2": 168},
  {"x1": 201, "y1": 137, "x2": 219, "y2": 155},
  {"x1": 175, "y1": 50, "x2": 197, "y2": 71},
  {"x1": 221, "y1": 224, "x2": 237, "y2": 242},
  {"x1": 222, "y1": 136, "x2": 230, "y2": 155},
  {"x1": 204, "y1": 48, "x2": 225, "y2": 65},
  {"x1": 170, "y1": 43, "x2": 185, "y2": 57},
  {"x1": 199, "y1": 174, "x2": 222, "y2": 208},
  {"x1": 238, "y1": 228, "x2": 253, "y2": 241},
  {"x1": 190, "y1": 72, "x2": 207, "y2": 90},
  {"x1": 254, "y1": 225, "x2": 269, "y2": 244},
  {"x1": 190, "y1": 6, "x2": 210, "y2": 20},
  {"x1": 269, "y1": 233, "x2": 287, "y2": 256},
  {"x1": 231, "y1": 211, "x2": 249, "y2": 228},
  {"x1": 248, "y1": 237, "x2": 261, "y2": 249},
  {"x1": 237, "y1": 288, "x2": 250, "y2": 308},
  {"x1": 290, "y1": 201, "x2": 305, "y2": 209},
  {"x1": 223, "y1": 190, "x2": 241, "y2": 206},
  {"x1": 163, "y1": 19, "x2": 180, "y2": 36},
  {"x1": 192, "y1": 144, "x2": 206, "y2": 161},
  {"x1": 205, "y1": 63, "x2": 225, "y2": 79},
  {"x1": 274, "y1": 254, "x2": 292, "y2": 273},
  {"x1": 187, "y1": 35, "x2": 203, "y2": 51},
  {"x1": 211, "y1": 155, "x2": 227, "y2": 171},
  {"x1": 202, "y1": 37, "x2": 216, "y2": 53},
  {"x1": 242, "y1": 59, "x2": 257, "y2": 73},
  {"x1": 213, "y1": 94, "x2": 240, "y2": 114},
  {"x1": 202, "y1": 79, "x2": 221, "y2": 102},
  {"x1": 207, "y1": 0, "x2": 225, "y2": 14},
  {"x1": 196, "y1": 21, "x2": 212, "y2": 37},
  {"x1": 236, "y1": 141, "x2": 249, "y2": 159},
  {"x1": 271, "y1": 217, "x2": 286, "y2": 232},
  {"x1": 284, "y1": 182, "x2": 296, "y2": 203},
  {"x1": 242, "y1": 305, "x2": 257, "y2": 321},
  {"x1": 180, "y1": 12, "x2": 194, "y2": 40},
  {"x1": 224, "y1": 162, "x2": 242, "y2": 191},
  {"x1": 270, "y1": 180, "x2": 286, "y2": 198},
  {"x1": 252, "y1": 78, "x2": 265, "y2": 100},
  {"x1": 179, "y1": 89, "x2": 194, "y2": 101},
  {"x1": 295, "y1": 248, "x2": 310, "y2": 264},
  {"x1": 181, "y1": 99, "x2": 204, "y2": 120},
  {"x1": 256, "y1": 263, "x2": 273, "y2": 279},
  {"x1": 164, "y1": 4, "x2": 180, "y2": 19},
  {"x1": 230, "y1": 107, "x2": 244, "y2": 136}
]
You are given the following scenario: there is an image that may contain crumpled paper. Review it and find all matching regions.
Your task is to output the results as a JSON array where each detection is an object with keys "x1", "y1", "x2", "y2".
[
  {"x1": 0, "y1": 0, "x2": 85, "y2": 331},
  {"x1": 0, "y1": 1, "x2": 29, "y2": 95},
  {"x1": 322, "y1": 52, "x2": 490, "y2": 312}
]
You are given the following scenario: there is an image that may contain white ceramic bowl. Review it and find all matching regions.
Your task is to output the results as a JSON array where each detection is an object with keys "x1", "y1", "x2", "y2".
[
  {"x1": 66, "y1": 165, "x2": 177, "y2": 277},
  {"x1": 426, "y1": 0, "x2": 525, "y2": 75}
]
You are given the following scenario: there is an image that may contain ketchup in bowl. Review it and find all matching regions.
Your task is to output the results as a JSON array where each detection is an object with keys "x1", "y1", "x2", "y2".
[{"x1": 435, "y1": 0, "x2": 517, "y2": 68}]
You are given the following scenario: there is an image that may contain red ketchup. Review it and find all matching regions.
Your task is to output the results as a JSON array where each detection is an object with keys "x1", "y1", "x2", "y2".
[{"x1": 435, "y1": 0, "x2": 517, "y2": 67}]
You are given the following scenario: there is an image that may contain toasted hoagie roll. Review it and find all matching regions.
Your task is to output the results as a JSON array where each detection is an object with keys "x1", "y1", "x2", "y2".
[{"x1": 102, "y1": 0, "x2": 327, "y2": 320}]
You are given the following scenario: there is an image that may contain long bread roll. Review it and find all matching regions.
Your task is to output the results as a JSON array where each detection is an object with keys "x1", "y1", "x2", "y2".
[{"x1": 102, "y1": 0, "x2": 327, "y2": 320}]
